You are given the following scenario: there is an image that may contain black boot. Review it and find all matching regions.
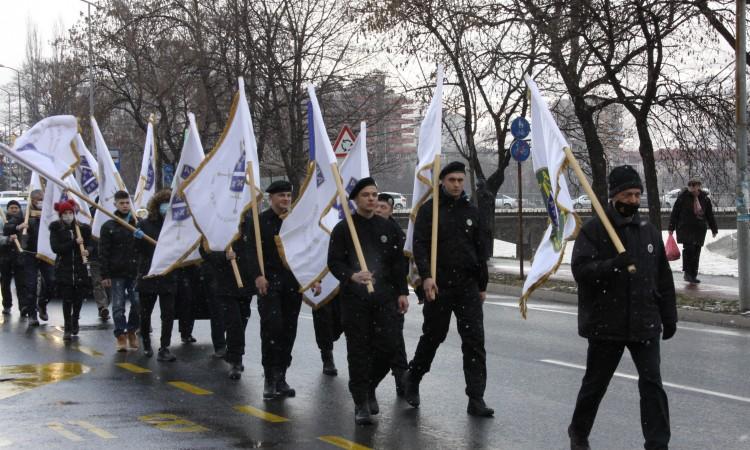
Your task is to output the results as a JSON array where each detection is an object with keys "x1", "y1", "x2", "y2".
[
  {"x1": 142, "y1": 336, "x2": 153, "y2": 357},
  {"x1": 568, "y1": 426, "x2": 591, "y2": 450},
  {"x1": 157, "y1": 347, "x2": 176, "y2": 362},
  {"x1": 354, "y1": 402, "x2": 373, "y2": 426},
  {"x1": 368, "y1": 389, "x2": 379, "y2": 415},
  {"x1": 71, "y1": 317, "x2": 79, "y2": 336},
  {"x1": 393, "y1": 369, "x2": 405, "y2": 397},
  {"x1": 38, "y1": 303, "x2": 48, "y2": 321},
  {"x1": 228, "y1": 363, "x2": 243, "y2": 380},
  {"x1": 99, "y1": 307, "x2": 110, "y2": 321},
  {"x1": 263, "y1": 369, "x2": 280, "y2": 399},
  {"x1": 402, "y1": 369, "x2": 420, "y2": 408},
  {"x1": 467, "y1": 397, "x2": 494, "y2": 417},
  {"x1": 276, "y1": 368, "x2": 295, "y2": 397},
  {"x1": 321, "y1": 350, "x2": 337, "y2": 376}
]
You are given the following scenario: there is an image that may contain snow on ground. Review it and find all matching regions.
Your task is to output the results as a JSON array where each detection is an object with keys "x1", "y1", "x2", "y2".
[{"x1": 494, "y1": 229, "x2": 738, "y2": 278}]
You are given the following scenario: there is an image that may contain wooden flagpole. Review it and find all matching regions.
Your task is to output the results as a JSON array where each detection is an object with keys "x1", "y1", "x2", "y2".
[
  {"x1": 563, "y1": 147, "x2": 636, "y2": 273},
  {"x1": 430, "y1": 157, "x2": 440, "y2": 282},
  {"x1": 74, "y1": 222, "x2": 89, "y2": 265},
  {"x1": 246, "y1": 162, "x2": 265, "y2": 277},
  {"x1": 330, "y1": 163, "x2": 374, "y2": 293}
]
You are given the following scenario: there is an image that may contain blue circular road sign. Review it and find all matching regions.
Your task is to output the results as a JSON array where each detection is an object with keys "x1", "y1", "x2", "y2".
[
  {"x1": 511, "y1": 117, "x2": 530, "y2": 140},
  {"x1": 510, "y1": 139, "x2": 530, "y2": 162}
]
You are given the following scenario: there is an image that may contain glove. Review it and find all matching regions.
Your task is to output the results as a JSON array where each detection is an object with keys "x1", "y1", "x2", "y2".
[
  {"x1": 611, "y1": 251, "x2": 635, "y2": 270},
  {"x1": 662, "y1": 323, "x2": 676, "y2": 340},
  {"x1": 133, "y1": 229, "x2": 145, "y2": 240}
]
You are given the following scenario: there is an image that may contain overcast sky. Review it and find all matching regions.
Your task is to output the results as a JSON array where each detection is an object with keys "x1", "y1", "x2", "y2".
[{"x1": 0, "y1": 0, "x2": 85, "y2": 86}]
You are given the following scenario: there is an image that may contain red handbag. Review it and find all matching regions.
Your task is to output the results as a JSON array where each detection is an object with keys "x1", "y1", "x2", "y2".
[{"x1": 665, "y1": 233, "x2": 680, "y2": 261}]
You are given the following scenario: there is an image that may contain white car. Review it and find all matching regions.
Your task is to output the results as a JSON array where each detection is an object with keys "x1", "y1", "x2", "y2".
[
  {"x1": 495, "y1": 194, "x2": 518, "y2": 209},
  {"x1": 573, "y1": 194, "x2": 591, "y2": 209},
  {"x1": 381, "y1": 192, "x2": 408, "y2": 210}
]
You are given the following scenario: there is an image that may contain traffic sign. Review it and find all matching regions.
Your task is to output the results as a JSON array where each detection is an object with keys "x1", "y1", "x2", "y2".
[
  {"x1": 510, "y1": 139, "x2": 530, "y2": 162},
  {"x1": 333, "y1": 125, "x2": 356, "y2": 158},
  {"x1": 511, "y1": 117, "x2": 530, "y2": 140}
]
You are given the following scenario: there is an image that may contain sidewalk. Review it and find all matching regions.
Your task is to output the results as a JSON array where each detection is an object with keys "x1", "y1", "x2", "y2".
[{"x1": 488, "y1": 257, "x2": 750, "y2": 330}]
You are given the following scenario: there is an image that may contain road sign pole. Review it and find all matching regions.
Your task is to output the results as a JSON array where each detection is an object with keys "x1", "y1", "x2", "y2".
[
  {"x1": 736, "y1": 0, "x2": 750, "y2": 312},
  {"x1": 518, "y1": 160, "x2": 524, "y2": 279}
]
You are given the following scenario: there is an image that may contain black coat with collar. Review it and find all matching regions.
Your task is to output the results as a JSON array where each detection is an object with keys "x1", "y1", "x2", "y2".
[
  {"x1": 50, "y1": 220, "x2": 93, "y2": 289},
  {"x1": 572, "y1": 205, "x2": 677, "y2": 342},
  {"x1": 98, "y1": 211, "x2": 138, "y2": 279},
  {"x1": 668, "y1": 189, "x2": 718, "y2": 246}
]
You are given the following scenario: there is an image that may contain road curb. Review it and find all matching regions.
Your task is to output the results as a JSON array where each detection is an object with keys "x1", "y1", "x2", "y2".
[{"x1": 486, "y1": 282, "x2": 750, "y2": 330}]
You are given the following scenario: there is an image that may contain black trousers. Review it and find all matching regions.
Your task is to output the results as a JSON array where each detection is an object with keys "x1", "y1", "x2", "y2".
[
  {"x1": 1, "y1": 257, "x2": 26, "y2": 312},
  {"x1": 208, "y1": 291, "x2": 226, "y2": 352},
  {"x1": 569, "y1": 338, "x2": 670, "y2": 450},
  {"x1": 22, "y1": 254, "x2": 56, "y2": 316},
  {"x1": 408, "y1": 282, "x2": 487, "y2": 399},
  {"x1": 341, "y1": 293, "x2": 400, "y2": 404},
  {"x1": 176, "y1": 272, "x2": 195, "y2": 337},
  {"x1": 390, "y1": 313, "x2": 408, "y2": 375},
  {"x1": 220, "y1": 294, "x2": 251, "y2": 364},
  {"x1": 257, "y1": 275, "x2": 302, "y2": 370},
  {"x1": 682, "y1": 243, "x2": 702, "y2": 279},
  {"x1": 58, "y1": 284, "x2": 84, "y2": 332},
  {"x1": 139, "y1": 292, "x2": 176, "y2": 349},
  {"x1": 312, "y1": 294, "x2": 343, "y2": 351}
]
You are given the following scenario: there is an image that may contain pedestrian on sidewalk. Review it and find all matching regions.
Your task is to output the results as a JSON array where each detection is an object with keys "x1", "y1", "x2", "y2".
[
  {"x1": 568, "y1": 165, "x2": 677, "y2": 450},
  {"x1": 668, "y1": 179, "x2": 718, "y2": 284}
]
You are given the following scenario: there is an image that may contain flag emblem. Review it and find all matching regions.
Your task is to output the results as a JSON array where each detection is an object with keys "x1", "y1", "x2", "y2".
[{"x1": 230, "y1": 153, "x2": 246, "y2": 192}]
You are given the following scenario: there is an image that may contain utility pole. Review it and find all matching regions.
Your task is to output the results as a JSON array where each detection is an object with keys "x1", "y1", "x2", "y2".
[
  {"x1": 80, "y1": 0, "x2": 98, "y2": 154},
  {"x1": 736, "y1": 0, "x2": 750, "y2": 312},
  {"x1": 0, "y1": 64, "x2": 22, "y2": 134}
]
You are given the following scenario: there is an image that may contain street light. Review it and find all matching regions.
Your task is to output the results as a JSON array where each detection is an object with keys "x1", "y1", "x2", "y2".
[
  {"x1": 0, "y1": 64, "x2": 22, "y2": 133},
  {"x1": 80, "y1": 0, "x2": 100, "y2": 153},
  {"x1": 0, "y1": 87, "x2": 11, "y2": 142}
]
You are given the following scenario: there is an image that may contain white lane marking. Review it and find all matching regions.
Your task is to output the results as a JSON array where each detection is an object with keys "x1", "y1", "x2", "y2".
[
  {"x1": 676, "y1": 325, "x2": 749, "y2": 338},
  {"x1": 484, "y1": 300, "x2": 578, "y2": 316},
  {"x1": 541, "y1": 359, "x2": 750, "y2": 404}
]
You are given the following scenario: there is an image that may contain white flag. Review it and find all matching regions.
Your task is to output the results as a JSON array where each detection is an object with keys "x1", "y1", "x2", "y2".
[
  {"x1": 182, "y1": 77, "x2": 261, "y2": 251},
  {"x1": 147, "y1": 113, "x2": 205, "y2": 276},
  {"x1": 520, "y1": 75, "x2": 580, "y2": 316},
  {"x1": 90, "y1": 117, "x2": 129, "y2": 238},
  {"x1": 37, "y1": 176, "x2": 91, "y2": 265},
  {"x1": 405, "y1": 66, "x2": 444, "y2": 256},
  {"x1": 133, "y1": 120, "x2": 157, "y2": 211},
  {"x1": 72, "y1": 134, "x2": 99, "y2": 199},
  {"x1": 10, "y1": 115, "x2": 79, "y2": 180}
]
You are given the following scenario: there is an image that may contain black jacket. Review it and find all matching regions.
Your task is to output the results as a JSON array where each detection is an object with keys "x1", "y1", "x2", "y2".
[
  {"x1": 668, "y1": 189, "x2": 718, "y2": 246},
  {"x1": 50, "y1": 220, "x2": 93, "y2": 288},
  {"x1": 328, "y1": 212, "x2": 408, "y2": 300},
  {"x1": 246, "y1": 208, "x2": 298, "y2": 288},
  {"x1": 198, "y1": 214, "x2": 255, "y2": 297},
  {"x1": 1, "y1": 213, "x2": 25, "y2": 261},
  {"x1": 25, "y1": 208, "x2": 42, "y2": 252},
  {"x1": 413, "y1": 188, "x2": 489, "y2": 290},
  {"x1": 135, "y1": 215, "x2": 176, "y2": 293},
  {"x1": 572, "y1": 205, "x2": 677, "y2": 342},
  {"x1": 98, "y1": 211, "x2": 138, "y2": 279}
]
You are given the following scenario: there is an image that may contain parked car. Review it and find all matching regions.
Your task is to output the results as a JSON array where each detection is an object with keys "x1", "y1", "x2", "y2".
[
  {"x1": 573, "y1": 194, "x2": 591, "y2": 209},
  {"x1": 381, "y1": 192, "x2": 408, "y2": 210},
  {"x1": 495, "y1": 194, "x2": 518, "y2": 209}
]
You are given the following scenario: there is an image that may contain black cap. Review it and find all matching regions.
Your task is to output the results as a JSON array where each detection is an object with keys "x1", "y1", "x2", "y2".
[
  {"x1": 266, "y1": 180, "x2": 293, "y2": 194},
  {"x1": 439, "y1": 161, "x2": 465, "y2": 179},
  {"x1": 608, "y1": 165, "x2": 643, "y2": 198},
  {"x1": 349, "y1": 177, "x2": 377, "y2": 200},
  {"x1": 377, "y1": 193, "x2": 394, "y2": 208},
  {"x1": 6, "y1": 200, "x2": 21, "y2": 209}
]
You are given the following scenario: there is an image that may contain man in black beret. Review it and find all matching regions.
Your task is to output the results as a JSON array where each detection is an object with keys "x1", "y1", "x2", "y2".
[
  {"x1": 402, "y1": 160, "x2": 495, "y2": 417},
  {"x1": 567, "y1": 165, "x2": 676, "y2": 450},
  {"x1": 248, "y1": 179, "x2": 321, "y2": 399},
  {"x1": 328, "y1": 177, "x2": 409, "y2": 425}
]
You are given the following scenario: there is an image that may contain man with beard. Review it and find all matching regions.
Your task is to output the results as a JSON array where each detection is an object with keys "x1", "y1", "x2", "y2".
[{"x1": 1, "y1": 200, "x2": 27, "y2": 321}]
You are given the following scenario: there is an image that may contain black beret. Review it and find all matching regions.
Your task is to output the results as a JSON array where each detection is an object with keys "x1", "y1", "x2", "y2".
[
  {"x1": 6, "y1": 200, "x2": 21, "y2": 209},
  {"x1": 349, "y1": 177, "x2": 377, "y2": 200},
  {"x1": 608, "y1": 165, "x2": 643, "y2": 198},
  {"x1": 377, "y1": 193, "x2": 394, "y2": 207},
  {"x1": 439, "y1": 161, "x2": 465, "y2": 179},
  {"x1": 266, "y1": 180, "x2": 293, "y2": 194}
]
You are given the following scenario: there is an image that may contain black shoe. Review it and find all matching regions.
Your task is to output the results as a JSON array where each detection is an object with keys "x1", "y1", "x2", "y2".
[
  {"x1": 63, "y1": 330, "x2": 73, "y2": 341},
  {"x1": 143, "y1": 340, "x2": 154, "y2": 358},
  {"x1": 28, "y1": 317, "x2": 40, "y2": 327},
  {"x1": 276, "y1": 371, "x2": 296, "y2": 397},
  {"x1": 568, "y1": 426, "x2": 591, "y2": 450},
  {"x1": 467, "y1": 398, "x2": 494, "y2": 417},
  {"x1": 157, "y1": 347, "x2": 176, "y2": 362},
  {"x1": 71, "y1": 319, "x2": 79, "y2": 336},
  {"x1": 263, "y1": 372, "x2": 279, "y2": 399},
  {"x1": 693, "y1": 277, "x2": 701, "y2": 284},
  {"x1": 228, "y1": 364, "x2": 243, "y2": 380},
  {"x1": 402, "y1": 370, "x2": 420, "y2": 408},
  {"x1": 368, "y1": 390, "x2": 379, "y2": 415},
  {"x1": 99, "y1": 307, "x2": 110, "y2": 321},
  {"x1": 354, "y1": 402, "x2": 373, "y2": 426},
  {"x1": 211, "y1": 348, "x2": 227, "y2": 359},
  {"x1": 1, "y1": 308, "x2": 9, "y2": 315},
  {"x1": 394, "y1": 370, "x2": 405, "y2": 397},
  {"x1": 38, "y1": 304, "x2": 48, "y2": 321},
  {"x1": 321, "y1": 350, "x2": 337, "y2": 376},
  {"x1": 181, "y1": 335, "x2": 197, "y2": 344}
]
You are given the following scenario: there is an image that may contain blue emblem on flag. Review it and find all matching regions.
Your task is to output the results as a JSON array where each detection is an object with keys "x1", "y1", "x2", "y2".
[
  {"x1": 230, "y1": 154, "x2": 246, "y2": 192},
  {"x1": 316, "y1": 163, "x2": 325, "y2": 187},
  {"x1": 180, "y1": 164, "x2": 195, "y2": 180},
  {"x1": 170, "y1": 164, "x2": 196, "y2": 221},
  {"x1": 332, "y1": 177, "x2": 359, "y2": 219},
  {"x1": 79, "y1": 157, "x2": 98, "y2": 195},
  {"x1": 145, "y1": 159, "x2": 155, "y2": 190}
]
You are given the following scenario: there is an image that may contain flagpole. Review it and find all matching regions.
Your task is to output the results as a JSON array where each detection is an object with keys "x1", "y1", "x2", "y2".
[
  {"x1": 74, "y1": 222, "x2": 89, "y2": 265},
  {"x1": 21, "y1": 180, "x2": 33, "y2": 241},
  {"x1": 330, "y1": 163, "x2": 374, "y2": 293},
  {"x1": 563, "y1": 147, "x2": 635, "y2": 273},
  {"x1": 430, "y1": 157, "x2": 440, "y2": 283},
  {"x1": 246, "y1": 164, "x2": 265, "y2": 277}
]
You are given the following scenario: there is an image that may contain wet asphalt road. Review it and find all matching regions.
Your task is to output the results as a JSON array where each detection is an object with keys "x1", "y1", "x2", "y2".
[{"x1": 0, "y1": 292, "x2": 749, "y2": 450}]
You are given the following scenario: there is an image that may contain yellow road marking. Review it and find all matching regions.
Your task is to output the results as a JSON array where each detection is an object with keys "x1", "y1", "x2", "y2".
[
  {"x1": 116, "y1": 363, "x2": 151, "y2": 374},
  {"x1": 318, "y1": 435, "x2": 372, "y2": 450},
  {"x1": 47, "y1": 422, "x2": 83, "y2": 441},
  {"x1": 0, "y1": 362, "x2": 91, "y2": 400},
  {"x1": 39, "y1": 332, "x2": 102, "y2": 357},
  {"x1": 234, "y1": 405, "x2": 289, "y2": 423},
  {"x1": 68, "y1": 421, "x2": 116, "y2": 439},
  {"x1": 168, "y1": 381, "x2": 212, "y2": 396},
  {"x1": 139, "y1": 413, "x2": 209, "y2": 433}
]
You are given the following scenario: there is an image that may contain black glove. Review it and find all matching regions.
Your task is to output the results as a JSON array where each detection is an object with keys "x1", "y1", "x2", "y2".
[
  {"x1": 662, "y1": 323, "x2": 676, "y2": 340},
  {"x1": 611, "y1": 251, "x2": 635, "y2": 270}
]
